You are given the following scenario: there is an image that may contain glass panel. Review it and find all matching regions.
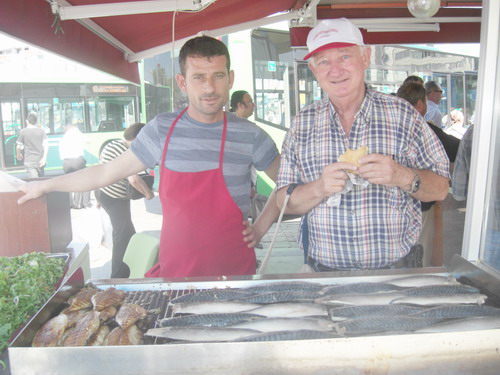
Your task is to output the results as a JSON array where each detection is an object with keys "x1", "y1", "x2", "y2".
[
  {"x1": 0, "y1": 101, "x2": 22, "y2": 168},
  {"x1": 482, "y1": 48, "x2": 500, "y2": 270},
  {"x1": 251, "y1": 30, "x2": 294, "y2": 129},
  {"x1": 26, "y1": 100, "x2": 52, "y2": 134},
  {"x1": 296, "y1": 62, "x2": 322, "y2": 111},
  {"x1": 88, "y1": 96, "x2": 136, "y2": 132},
  {"x1": 465, "y1": 73, "x2": 478, "y2": 126},
  {"x1": 433, "y1": 74, "x2": 448, "y2": 127}
]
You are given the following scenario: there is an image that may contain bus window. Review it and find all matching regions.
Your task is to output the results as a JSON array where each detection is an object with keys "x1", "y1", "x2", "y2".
[
  {"x1": 88, "y1": 96, "x2": 136, "y2": 133},
  {"x1": 1, "y1": 101, "x2": 22, "y2": 169}
]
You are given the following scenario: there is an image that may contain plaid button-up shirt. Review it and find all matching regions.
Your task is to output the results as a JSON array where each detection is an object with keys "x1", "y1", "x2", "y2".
[{"x1": 277, "y1": 90, "x2": 450, "y2": 270}]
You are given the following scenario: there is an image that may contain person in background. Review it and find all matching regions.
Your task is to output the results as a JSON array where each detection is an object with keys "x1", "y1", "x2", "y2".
[
  {"x1": 59, "y1": 120, "x2": 92, "y2": 209},
  {"x1": 16, "y1": 112, "x2": 48, "y2": 178},
  {"x1": 230, "y1": 90, "x2": 267, "y2": 222},
  {"x1": 19, "y1": 36, "x2": 280, "y2": 279},
  {"x1": 275, "y1": 18, "x2": 450, "y2": 272},
  {"x1": 403, "y1": 75, "x2": 424, "y2": 85},
  {"x1": 397, "y1": 82, "x2": 459, "y2": 266},
  {"x1": 424, "y1": 81, "x2": 445, "y2": 129},
  {"x1": 229, "y1": 90, "x2": 255, "y2": 119},
  {"x1": 94, "y1": 123, "x2": 155, "y2": 278},
  {"x1": 452, "y1": 125, "x2": 474, "y2": 201},
  {"x1": 445, "y1": 109, "x2": 467, "y2": 139}
]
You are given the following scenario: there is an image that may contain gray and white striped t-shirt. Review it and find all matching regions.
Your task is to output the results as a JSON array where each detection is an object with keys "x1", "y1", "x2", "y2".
[
  {"x1": 131, "y1": 110, "x2": 279, "y2": 217},
  {"x1": 99, "y1": 139, "x2": 129, "y2": 198}
]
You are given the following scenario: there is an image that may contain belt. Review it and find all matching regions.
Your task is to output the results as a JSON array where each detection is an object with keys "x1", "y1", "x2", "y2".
[{"x1": 306, "y1": 244, "x2": 423, "y2": 272}]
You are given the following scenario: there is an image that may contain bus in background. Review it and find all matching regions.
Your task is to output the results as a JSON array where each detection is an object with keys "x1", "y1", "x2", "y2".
[{"x1": 0, "y1": 82, "x2": 140, "y2": 175}]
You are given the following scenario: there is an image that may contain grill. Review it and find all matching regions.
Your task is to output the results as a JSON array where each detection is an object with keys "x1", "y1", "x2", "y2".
[{"x1": 7, "y1": 255, "x2": 500, "y2": 375}]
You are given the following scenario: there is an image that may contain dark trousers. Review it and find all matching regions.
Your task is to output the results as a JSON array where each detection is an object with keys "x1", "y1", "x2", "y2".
[
  {"x1": 95, "y1": 190, "x2": 134, "y2": 278},
  {"x1": 63, "y1": 156, "x2": 91, "y2": 208}
]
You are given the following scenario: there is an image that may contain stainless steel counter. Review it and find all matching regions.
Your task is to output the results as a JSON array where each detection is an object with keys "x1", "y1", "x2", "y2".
[{"x1": 7, "y1": 255, "x2": 500, "y2": 375}]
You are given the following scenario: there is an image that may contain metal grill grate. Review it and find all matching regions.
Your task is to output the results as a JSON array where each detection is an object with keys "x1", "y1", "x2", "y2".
[{"x1": 124, "y1": 288, "x2": 205, "y2": 344}]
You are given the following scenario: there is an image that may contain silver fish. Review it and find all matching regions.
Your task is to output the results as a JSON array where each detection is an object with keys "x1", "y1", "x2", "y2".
[
  {"x1": 238, "y1": 291, "x2": 319, "y2": 304},
  {"x1": 316, "y1": 291, "x2": 406, "y2": 306},
  {"x1": 329, "y1": 304, "x2": 424, "y2": 321},
  {"x1": 385, "y1": 274, "x2": 459, "y2": 287},
  {"x1": 235, "y1": 329, "x2": 341, "y2": 342},
  {"x1": 159, "y1": 313, "x2": 264, "y2": 328},
  {"x1": 145, "y1": 327, "x2": 259, "y2": 342},
  {"x1": 244, "y1": 281, "x2": 325, "y2": 293},
  {"x1": 168, "y1": 289, "x2": 254, "y2": 305},
  {"x1": 171, "y1": 301, "x2": 259, "y2": 315},
  {"x1": 413, "y1": 304, "x2": 500, "y2": 319},
  {"x1": 333, "y1": 315, "x2": 443, "y2": 336},
  {"x1": 247, "y1": 303, "x2": 329, "y2": 318},
  {"x1": 231, "y1": 317, "x2": 335, "y2": 332},
  {"x1": 416, "y1": 315, "x2": 500, "y2": 333},
  {"x1": 401, "y1": 284, "x2": 480, "y2": 296},
  {"x1": 320, "y1": 282, "x2": 405, "y2": 296},
  {"x1": 391, "y1": 293, "x2": 487, "y2": 306}
]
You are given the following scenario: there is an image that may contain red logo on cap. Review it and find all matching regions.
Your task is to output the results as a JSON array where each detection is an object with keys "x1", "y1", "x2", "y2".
[{"x1": 313, "y1": 28, "x2": 339, "y2": 41}]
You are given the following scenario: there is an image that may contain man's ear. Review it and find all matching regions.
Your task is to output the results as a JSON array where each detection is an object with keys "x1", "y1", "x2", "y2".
[
  {"x1": 416, "y1": 99, "x2": 427, "y2": 116},
  {"x1": 176, "y1": 73, "x2": 187, "y2": 92},
  {"x1": 228, "y1": 70, "x2": 235, "y2": 90},
  {"x1": 362, "y1": 47, "x2": 372, "y2": 69}
]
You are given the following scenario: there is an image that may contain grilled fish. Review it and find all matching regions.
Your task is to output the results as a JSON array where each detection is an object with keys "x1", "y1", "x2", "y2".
[
  {"x1": 243, "y1": 281, "x2": 325, "y2": 293},
  {"x1": 119, "y1": 325, "x2": 144, "y2": 345},
  {"x1": 385, "y1": 275, "x2": 459, "y2": 287},
  {"x1": 67, "y1": 288, "x2": 98, "y2": 311},
  {"x1": 238, "y1": 291, "x2": 319, "y2": 304},
  {"x1": 115, "y1": 303, "x2": 148, "y2": 329},
  {"x1": 320, "y1": 282, "x2": 405, "y2": 296},
  {"x1": 316, "y1": 291, "x2": 405, "y2": 306},
  {"x1": 88, "y1": 325, "x2": 110, "y2": 346},
  {"x1": 417, "y1": 315, "x2": 500, "y2": 333},
  {"x1": 159, "y1": 313, "x2": 264, "y2": 328},
  {"x1": 32, "y1": 314, "x2": 69, "y2": 347},
  {"x1": 400, "y1": 284, "x2": 480, "y2": 296},
  {"x1": 91, "y1": 287, "x2": 126, "y2": 311},
  {"x1": 145, "y1": 327, "x2": 259, "y2": 342},
  {"x1": 104, "y1": 326, "x2": 123, "y2": 346},
  {"x1": 59, "y1": 308, "x2": 89, "y2": 327},
  {"x1": 63, "y1": 310, "x2": 101, "y2": 346},
  {"x1": 413, "y1": 304, "x2": 500, "y2": 319},
  {"x1": 391, "y1": 293, "x2": 487, "y2": 306},
  {"x1": 247, "y1": 303, "x2": 329, "y2": 318},
  {"x1": 231, "y1": 317, "x2": 335, "y2": 332},
  {"x1": 99, "y1": 305, "x2": 118, "y2": 322},
  {"x1": 168, "y1": 289, "x2": 254, "y2": 305},
  {"x1": 333, "y1": 315, "x2": 443, "y2": 336},
  {"x1": 329, "y1": 304, "x2": 424, "y2": 321},
  {"x1": 236, "y1": 329, "x2": 341, "y2": 342},
  {"x1": 171, "y1": 301, "x2": 259, "y2": 315}
]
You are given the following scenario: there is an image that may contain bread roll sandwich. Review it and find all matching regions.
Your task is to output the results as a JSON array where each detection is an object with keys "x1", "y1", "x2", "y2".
[{"x1": 338, "y1": 145, "x2": 368, "y2": 174}]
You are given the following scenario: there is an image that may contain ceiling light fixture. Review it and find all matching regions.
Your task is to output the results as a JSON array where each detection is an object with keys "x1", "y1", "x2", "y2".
[{"x1": 407, "y1": 0, "x2": 441, "y2": 18}]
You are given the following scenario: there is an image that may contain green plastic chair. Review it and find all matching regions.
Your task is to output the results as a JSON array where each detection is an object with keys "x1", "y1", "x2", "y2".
[{"x1": 123, "y1": 232, "x2": 160, "y2": 278}]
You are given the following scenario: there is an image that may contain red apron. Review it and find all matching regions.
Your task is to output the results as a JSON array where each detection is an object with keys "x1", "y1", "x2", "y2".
[{"x1": 145, "y1": 109, "x2": 256, "y2": 278}]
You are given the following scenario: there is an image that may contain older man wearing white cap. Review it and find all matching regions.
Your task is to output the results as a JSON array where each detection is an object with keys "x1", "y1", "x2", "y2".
[{"x1": 276, "y1": 18, "x2": 450, "y2": 271}]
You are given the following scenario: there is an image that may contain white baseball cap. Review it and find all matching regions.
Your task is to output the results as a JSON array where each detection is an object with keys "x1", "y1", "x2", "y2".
[{"x1": 304, "y1": 18, "x2": 364, "y2": 60}]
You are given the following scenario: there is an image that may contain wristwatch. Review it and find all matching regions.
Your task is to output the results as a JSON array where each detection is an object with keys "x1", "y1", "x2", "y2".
[{"x1": 404, "y1": 169, "x2": 421, "y2": 194}]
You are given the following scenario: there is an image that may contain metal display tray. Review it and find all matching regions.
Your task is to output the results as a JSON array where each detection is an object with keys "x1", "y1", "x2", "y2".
[{"x1": 8, "y1": 256, "x2": 500, "y2": 375}]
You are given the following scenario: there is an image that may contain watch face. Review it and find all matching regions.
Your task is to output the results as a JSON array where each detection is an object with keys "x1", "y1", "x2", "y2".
[{"x1": 412, "y1": 176, "x2": 421, "y2": 193}]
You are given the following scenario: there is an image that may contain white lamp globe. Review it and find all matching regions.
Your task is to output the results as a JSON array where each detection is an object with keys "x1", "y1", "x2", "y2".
[{"x1": 407, "y1": 0, "x2": 440, "y2": 18}]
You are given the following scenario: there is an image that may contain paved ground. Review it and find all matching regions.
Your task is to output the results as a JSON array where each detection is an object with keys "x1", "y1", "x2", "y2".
[{"x1": 71, "y1": 192, "x2": 466, "y2": 280}]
